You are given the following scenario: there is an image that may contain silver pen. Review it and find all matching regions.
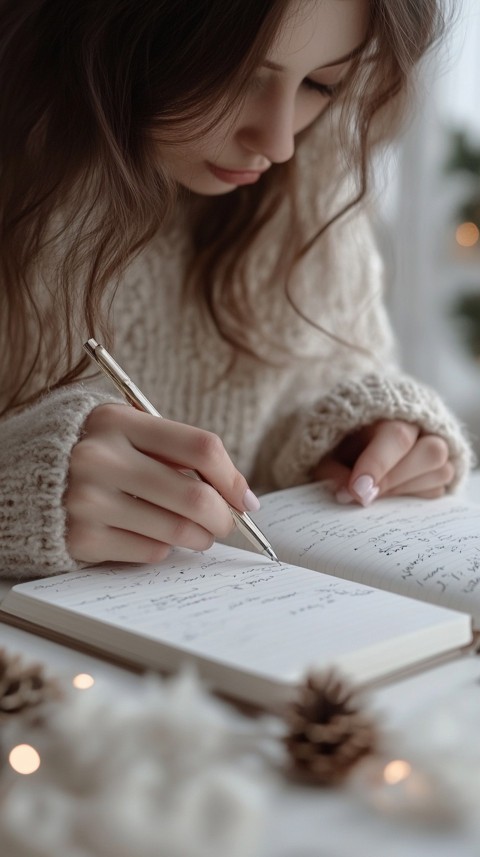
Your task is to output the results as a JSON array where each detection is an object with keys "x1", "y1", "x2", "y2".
[{"x1": 83, "y1": 339, "x2": 278, "y2": 562}]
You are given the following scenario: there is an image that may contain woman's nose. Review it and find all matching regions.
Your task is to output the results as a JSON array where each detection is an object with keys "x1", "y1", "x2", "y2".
[{"x1": 236, "y1": 97, "x2": 296, "y2": 164}]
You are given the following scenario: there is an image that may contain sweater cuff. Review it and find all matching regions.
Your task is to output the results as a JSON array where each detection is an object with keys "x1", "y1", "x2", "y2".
[
  {"x1": 0, "y1": 385, "x2": 119, "y2": 580},
  {"x1": 272, "y1": 373, "x2": 475, "y2": 491}
]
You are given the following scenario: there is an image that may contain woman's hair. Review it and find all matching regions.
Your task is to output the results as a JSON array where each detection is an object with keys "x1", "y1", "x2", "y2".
[{"x1": 0, "y1": 0, "x2": 448, "y2": 414}]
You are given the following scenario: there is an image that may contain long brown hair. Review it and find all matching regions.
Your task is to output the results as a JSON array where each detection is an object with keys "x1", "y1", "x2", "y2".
[{"x1": 0, "y1": 0, "x2": 448, "y2": 414}]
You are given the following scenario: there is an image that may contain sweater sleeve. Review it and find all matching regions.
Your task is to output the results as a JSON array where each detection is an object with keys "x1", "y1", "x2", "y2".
[
  {"x1": 257, "y1": 186, "x2": 475, "y2": 492},
  {"x1": 0, "y1": 384, "x2": 121, "y2": 580},
  {"x1": 270, "y1": 371, "x2": 475, "y2": 491}
]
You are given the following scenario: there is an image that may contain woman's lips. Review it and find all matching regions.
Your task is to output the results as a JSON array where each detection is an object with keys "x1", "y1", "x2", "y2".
[{"x1": 207, "y1": 163, "x2": 267, "y2": 185}]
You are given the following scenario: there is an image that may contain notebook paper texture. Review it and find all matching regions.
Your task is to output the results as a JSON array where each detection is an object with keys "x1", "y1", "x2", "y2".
[
  {"x1": 252, "y1": 484, "x2": 480, "y2": 625},
  {"x1": 0, "y1": 542, "x2": 471, "y2": 706}
]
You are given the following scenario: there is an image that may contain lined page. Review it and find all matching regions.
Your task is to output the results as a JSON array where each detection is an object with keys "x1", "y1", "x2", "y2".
[
  {"x1": 252, "y1": 484, "x2": 480, "y2": 625},
  {"x1": 2, "y1": 543, "x2": 465, "y2": 684}
]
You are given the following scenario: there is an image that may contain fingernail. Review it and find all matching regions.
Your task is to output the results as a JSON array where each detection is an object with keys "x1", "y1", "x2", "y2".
[
  {"x1": 243, "y1": 488, "x2": 261, "y2": 512},
  {"x1": 335, "y1": 488, "x2": 354, "y2": 505},
  {"x1": 352, "y1": 475, "x2": 379, "y2": 507}
]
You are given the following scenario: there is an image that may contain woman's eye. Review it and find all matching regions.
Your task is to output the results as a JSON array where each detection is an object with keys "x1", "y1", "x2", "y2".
[{"x1": 303, "y1": 79, "x2": 342, "y2": 99}]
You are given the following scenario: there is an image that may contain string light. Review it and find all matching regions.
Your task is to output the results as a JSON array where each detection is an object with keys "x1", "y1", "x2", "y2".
[
  {"x1": 383, "y1": 759, "x2": 412, "y2": 785},
  {"x1": 352, "y1": 755, "x2": 458, "y2": 824},
  {"x1": 8, "y1": 744, "x2": 41, "y2": 775},
  {"x1": 455, "y1": 221, "x2": 480, "y2": 248},
  {"x1": 72, "y1": 673, "x2": 95, "y2": 690}
]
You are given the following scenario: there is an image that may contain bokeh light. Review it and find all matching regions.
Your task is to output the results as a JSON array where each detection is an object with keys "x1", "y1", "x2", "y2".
[
  {"x1": 9, "y1": 744, "x2": 41, "y2": 775},
  {"x1": 383, "y1": 759, "x2": 412, "y2": 785},
  {"x1": 72, "y1": 673, "x2": 95, "y2": 690},
  {"x1": 455, "y1": 221, "x2": 480, "y2": 248}
]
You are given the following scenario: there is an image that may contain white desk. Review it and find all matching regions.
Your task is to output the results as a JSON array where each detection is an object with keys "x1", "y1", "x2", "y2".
[{"x1": 1, "y1": 474, "x2": 480, "y2": 857}]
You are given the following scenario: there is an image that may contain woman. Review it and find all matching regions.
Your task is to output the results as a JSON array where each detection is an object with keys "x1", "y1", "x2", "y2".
[{"x1": 0, "y1": 0, "x2": 471, "y2": 577}]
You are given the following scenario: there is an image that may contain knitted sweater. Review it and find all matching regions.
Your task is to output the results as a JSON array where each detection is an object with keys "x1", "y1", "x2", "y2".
[{"x1": 0, "y1": 130, "x2": 474, "y2": 580}]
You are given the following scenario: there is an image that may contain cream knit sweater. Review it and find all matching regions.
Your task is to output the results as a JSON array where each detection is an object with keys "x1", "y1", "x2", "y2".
[{"x1": 0, "y1": 130, "x2": 474, "y2": 579}]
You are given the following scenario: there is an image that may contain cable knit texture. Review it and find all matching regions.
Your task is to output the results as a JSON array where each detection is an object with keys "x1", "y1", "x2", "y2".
[
  {"x1": 0, "y1": 386, "x2": 121, "y2": 579},
  {"x1": 272, "y1": 374, "x2": 473, "y2": 489},
  {"x1": 0, "y1": 124, "x2": 474, "y2": 579}
]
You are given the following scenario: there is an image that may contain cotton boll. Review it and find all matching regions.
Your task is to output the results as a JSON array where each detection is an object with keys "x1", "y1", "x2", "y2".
[
  {"x1": 3, "y1": 695, "x2": 120, "y2": 796},
  {"x1": 131, "y1": 671, "x2": 237, "y2": 768},
  {"x1": 0, "y1": 668, "x2": 275, "y2": 857},
  {"x1": 354, "y1": 689, "x2": 469, "y2": 830},
  {"x1": 74, "y1": 723, "x2": 269, "y2": 857},
  {"x1": 0, "y1": 785, "x2": 80, "y2": 857},
  {"x1": 172, "y1": 766, "x2": 268, "y2": 857},
  {"x1": 74, "y1": 788, "x2": 158, "y2": 857},
  {"x1": 402, "y1": 691, "x2": 480, "y2": 791},
  {"x1": 68, "y1": 751, "x2": 268, "y2": 857}
]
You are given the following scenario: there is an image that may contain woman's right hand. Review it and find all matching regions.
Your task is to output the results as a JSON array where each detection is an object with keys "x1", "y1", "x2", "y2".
[{"x1": 65, "y1": 404, "x2": 259, "y2": 565}]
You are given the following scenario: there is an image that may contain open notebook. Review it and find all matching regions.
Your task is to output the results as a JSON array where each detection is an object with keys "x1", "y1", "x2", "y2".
[
  {"x1": 250, "y1": 483, "x2": 480, "y2": 624},
  {"x1": 1, "y1": 483, "x2": 477, "y2": 709}
]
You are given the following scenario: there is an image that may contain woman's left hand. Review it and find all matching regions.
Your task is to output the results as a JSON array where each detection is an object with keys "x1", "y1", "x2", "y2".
[{"x1": 312, "y1": 419, "x2": 455, "y2": 506}]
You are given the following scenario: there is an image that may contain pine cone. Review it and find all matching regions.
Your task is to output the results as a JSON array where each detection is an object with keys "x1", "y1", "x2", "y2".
[
  {"x1": 284, "y1": 670, "x2": 377, "y2": 786},
  {"x1": 0, "y1": 647, "x2": 60, "y2": 719}
]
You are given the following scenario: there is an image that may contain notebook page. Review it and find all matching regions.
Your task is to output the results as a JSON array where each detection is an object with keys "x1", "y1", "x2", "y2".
[
  {"x1": 253, "y1": 484, "x2": 480, "y2": 625},
  {"x1": 2, "y1": 543, "x2": 464, "y2": 684}
]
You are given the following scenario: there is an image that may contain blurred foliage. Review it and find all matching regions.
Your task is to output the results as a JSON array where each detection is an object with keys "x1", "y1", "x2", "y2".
[
  {"x1": 445, "y1": 131, "x2": 480, "y2": 227},
  {"x1": 445, "y1": 130, "x2": 480, "y2": 177},
  {"x1": 446, "y1": 132, "x2": 480, "y2": 363},
  {"x1": 451, "y1": 291, "x2": 480, "y2": 359}
]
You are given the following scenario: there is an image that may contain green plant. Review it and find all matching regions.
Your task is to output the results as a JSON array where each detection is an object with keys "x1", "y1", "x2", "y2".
[
  {"x1": 451, "y1": 291, "x2": 480, "y2": 359},
  {"x1": 445, "y1": 131, "x2": 480, "y2": 227}
]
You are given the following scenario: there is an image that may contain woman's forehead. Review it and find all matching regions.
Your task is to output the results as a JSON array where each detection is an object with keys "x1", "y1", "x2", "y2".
[{"x1": 269, "y1": 0, "x2": 369, "y2": 72}]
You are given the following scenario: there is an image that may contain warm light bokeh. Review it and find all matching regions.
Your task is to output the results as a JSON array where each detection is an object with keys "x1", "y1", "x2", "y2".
[
  {"x1": 8, "y1": 744, "x2": 41, "y2": 775},
  {"x1": 72, "y1": 673, "x2": 95, "y2": 689},
  {"x1": 455, "y1": 221, "x2": 480, "y2": 248},
  {"x1": 383, "y1": 759, "x2": 412, "y2": 785}
]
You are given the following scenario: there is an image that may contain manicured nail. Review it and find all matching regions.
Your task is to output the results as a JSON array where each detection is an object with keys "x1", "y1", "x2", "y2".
[
  {"x1": 243, "y1": 488, "x2": 261, "y2": 512},
  {"x1": 335, "y1": 488, "x2": 354, "y2": 505},
  {"x1": 352, "y1": 475, "x2": 379, "y2": 507}
]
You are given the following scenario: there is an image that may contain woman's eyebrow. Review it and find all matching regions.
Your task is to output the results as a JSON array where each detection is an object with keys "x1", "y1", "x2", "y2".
[{"x1": 262, "y1": 42, "x2": 366, "y2": 73}]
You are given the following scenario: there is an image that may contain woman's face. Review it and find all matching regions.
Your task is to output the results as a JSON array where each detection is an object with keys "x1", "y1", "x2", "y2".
[{"x1": 156, "y1": 0, "x2": 369, "y2": 196}]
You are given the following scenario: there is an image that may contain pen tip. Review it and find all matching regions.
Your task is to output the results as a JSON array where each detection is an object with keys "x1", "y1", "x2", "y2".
[{"x1": 264, "y1": 546, "x2": 280, "y2": 563}]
